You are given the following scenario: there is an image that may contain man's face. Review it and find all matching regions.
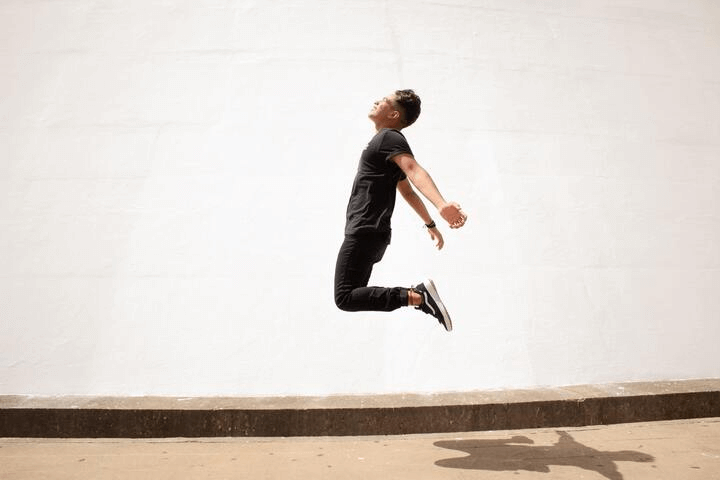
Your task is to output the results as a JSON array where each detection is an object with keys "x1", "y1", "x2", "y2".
[{"x1": 368, "y1": 94, "x2": 399, "y2": 123}]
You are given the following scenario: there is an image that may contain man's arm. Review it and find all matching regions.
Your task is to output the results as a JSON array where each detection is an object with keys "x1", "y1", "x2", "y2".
[
  {"x1": 397, "y1": 178, "x2": 444, "y2": 249},
  {"x1": 396, "y1": 178, "x2": 433, "y2": 225},
  {"x1": 392, "y1": 153, "x2": 467, "y2": 228}
]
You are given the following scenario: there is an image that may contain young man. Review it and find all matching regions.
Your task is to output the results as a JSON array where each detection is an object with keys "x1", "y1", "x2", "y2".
[{"x1": 334, "y1": 89, "x2": 467, "y2": 331}]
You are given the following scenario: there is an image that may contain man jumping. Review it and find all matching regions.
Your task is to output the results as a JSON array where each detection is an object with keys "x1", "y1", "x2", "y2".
[{"x1": 334, "y1": 89, "x2": 467, "y2": 331}]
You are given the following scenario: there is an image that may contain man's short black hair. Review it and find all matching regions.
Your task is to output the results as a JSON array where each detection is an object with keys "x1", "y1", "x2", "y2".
[{"x1": 394, "y1": 89, "x2": 421, "y2": 128}]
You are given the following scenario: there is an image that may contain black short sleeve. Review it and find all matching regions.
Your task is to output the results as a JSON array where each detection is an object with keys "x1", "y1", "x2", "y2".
[{"x1": 381, "y1": 129, "x2": 414, "y2": 164}]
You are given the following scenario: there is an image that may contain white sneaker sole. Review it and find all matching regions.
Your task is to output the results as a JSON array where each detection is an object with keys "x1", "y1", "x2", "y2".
[{"x1": 425, "y1": 279, "x2": 452, "y2": 331}]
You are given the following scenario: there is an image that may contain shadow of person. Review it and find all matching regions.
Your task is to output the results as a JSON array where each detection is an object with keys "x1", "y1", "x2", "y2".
[{"x1": 434, "y1": 431, "x2": 654, "y2": 480}]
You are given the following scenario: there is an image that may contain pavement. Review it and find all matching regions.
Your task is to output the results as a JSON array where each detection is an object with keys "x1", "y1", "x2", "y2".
[{"x1": 1, "y1": 418, "x2": 719, "y2": 479}]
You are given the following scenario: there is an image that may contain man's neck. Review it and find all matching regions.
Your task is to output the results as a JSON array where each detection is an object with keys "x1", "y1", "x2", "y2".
[{"x1": 374, "y1": 121, "x2": 402, "y2": 132}]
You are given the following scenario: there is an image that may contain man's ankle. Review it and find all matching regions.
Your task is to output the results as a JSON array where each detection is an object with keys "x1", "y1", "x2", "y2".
[{"x1": 408, "y1": 289, "x2": 422, "y2": 307}]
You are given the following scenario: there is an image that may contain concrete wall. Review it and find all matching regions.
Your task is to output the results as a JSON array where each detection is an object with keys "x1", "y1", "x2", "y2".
[{"x1": 1, "y1": 0, "x2": 719, "y2": 397}]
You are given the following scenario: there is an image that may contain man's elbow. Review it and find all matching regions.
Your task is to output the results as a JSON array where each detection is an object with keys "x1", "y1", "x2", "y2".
[{"x1": 406, "y1": 166, "x2": 425, "y2": 187}]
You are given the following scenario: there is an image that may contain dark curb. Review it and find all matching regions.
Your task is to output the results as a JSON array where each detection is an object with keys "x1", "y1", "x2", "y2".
[{"x1": 2, "y1": 380, "x2": 719, "y2": 438}]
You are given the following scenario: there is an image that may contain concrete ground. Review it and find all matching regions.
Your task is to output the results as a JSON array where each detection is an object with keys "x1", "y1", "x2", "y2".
[{"x1": 1, "y1": 418, "x2": 719, "y2": 480}]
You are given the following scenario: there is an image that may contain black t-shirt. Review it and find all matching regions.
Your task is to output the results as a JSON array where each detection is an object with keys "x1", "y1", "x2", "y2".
[{"x1": 344, "y1": 128, "x2": 412, "y2": 235}]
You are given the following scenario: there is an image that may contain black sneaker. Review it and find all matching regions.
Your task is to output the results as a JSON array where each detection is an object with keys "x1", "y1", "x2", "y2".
[{"x1": 413, "y1": 279, "x2": 452, "y2": 331}]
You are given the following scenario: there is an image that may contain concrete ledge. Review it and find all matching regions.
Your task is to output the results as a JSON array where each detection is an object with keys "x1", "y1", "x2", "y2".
[{"x1": 1, "y1": 379, "x2": 719, "y2": 438}]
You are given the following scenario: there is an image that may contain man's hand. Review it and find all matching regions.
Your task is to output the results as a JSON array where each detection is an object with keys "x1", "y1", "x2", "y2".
[
  {"x1": 440, "y1": 202, "x2": 468, "y2": 229},
  {"x1": 428, "y1": 226, "x2": 444, "y2": 250}
]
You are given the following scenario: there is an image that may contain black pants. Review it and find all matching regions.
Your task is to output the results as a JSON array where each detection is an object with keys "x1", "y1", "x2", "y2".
[{"x1": 334, "y1": 232, "x2": 408, "y2": 312}]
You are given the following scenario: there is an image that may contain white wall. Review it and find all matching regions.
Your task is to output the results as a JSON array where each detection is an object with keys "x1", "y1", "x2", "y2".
[{"x1": 1, "y1": 0, "x2": 719, "y2": 397}]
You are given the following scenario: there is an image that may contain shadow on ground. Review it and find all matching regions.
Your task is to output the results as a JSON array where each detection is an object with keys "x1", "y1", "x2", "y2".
[{"x1": 434, "y1": 431, "x2": 654, "y2": 480}]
